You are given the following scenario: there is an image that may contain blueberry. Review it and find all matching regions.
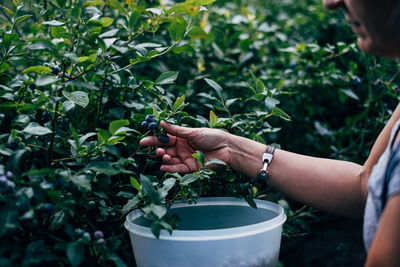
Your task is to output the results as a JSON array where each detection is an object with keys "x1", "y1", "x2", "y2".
[
  {"x1": 159, "y1": 135, "x2": 169, "y2": 143},
  {"x1": 75, "y1": 228, "x2": 85, "y2": 237},
  {"x1": 141, "y1": 121, "x2": 148, "y2": 128},
  {"x1": 29, "y1": 83, "x2": 36, "y2": 90},
  {"x1": 97, "y1": 238, "x2": 106, "y2": 244},
  {"x1": 51, "y1": 66, "x2": 60, "y2": 75},
  {"x1": 55, "y1": 178, "x2": 63, "y2": 188},
  {"x1": 7, "y1": 140, "x2": 18, "y2": 150},
  {"x1": 43, "y1": 203, "x2": 54, "y2": 214},
  {"x1": 0, "y1": 176, "x2": 7, "y2": 187},
  {"x1": 94, "y1": 230, "x2": 104, "y2": 239},
  {"x1": 5, "y1": 171, "x2": 13, "y2": 179},
  {"x1": 82, "y1": 232, "x2": 91, "y2": 242},
  {"x1": 148, "y1": 122, "x2": 157, "y2": 130},
  {"x1": 145, "y1": 115, "x2": 155, "y2": 123},
  {"x1": 352, "y1": 76, "x2": 362, "y2": 87},
  {"x1": 6, "y1": 180, "x2": 15, "y2": 189}
]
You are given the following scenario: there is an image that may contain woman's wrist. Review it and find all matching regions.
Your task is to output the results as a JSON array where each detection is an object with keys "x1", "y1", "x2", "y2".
[{"x1": 227, "y1": 134, "x2": 268, "y2": 179}]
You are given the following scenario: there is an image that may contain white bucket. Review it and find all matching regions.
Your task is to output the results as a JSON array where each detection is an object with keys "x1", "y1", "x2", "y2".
[{"x1": 124, "y1": 197, "x2": 286, "y2": 267}]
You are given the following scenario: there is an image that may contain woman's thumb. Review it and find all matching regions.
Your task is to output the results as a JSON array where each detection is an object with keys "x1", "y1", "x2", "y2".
[{"x1": 161, "y1": 121, "x2": 194, "y2": 139}]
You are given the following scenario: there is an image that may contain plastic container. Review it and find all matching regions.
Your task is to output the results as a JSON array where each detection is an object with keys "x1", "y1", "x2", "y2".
[{"x1": 124, "y1": 197, "x2": 286, "y2": 267}]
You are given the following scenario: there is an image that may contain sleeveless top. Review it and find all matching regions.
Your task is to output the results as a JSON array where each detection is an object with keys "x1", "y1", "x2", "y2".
[{"x1": 363, "y1": 119, "x2": 400, "y2": 250}]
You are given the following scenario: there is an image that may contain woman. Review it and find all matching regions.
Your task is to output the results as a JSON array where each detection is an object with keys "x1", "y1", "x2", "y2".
[{"x1": 141, "y1": 0, "x2": 400, "y2": 265}]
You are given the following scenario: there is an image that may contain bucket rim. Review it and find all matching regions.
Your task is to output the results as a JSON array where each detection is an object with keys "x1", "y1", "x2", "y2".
[{"x1": 124, "y1": 197, "x2": 286, "y2": 241}]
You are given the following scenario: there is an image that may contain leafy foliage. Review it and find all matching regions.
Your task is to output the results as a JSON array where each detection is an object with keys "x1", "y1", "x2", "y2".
[{"x1": 0, "y1": 0, "x2": 399, "y2": 265}]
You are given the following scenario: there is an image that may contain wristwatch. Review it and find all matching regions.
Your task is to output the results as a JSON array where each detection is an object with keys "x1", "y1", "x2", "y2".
[{"x1": 257, "y1": 145, "x2": 275, "y2": 183}]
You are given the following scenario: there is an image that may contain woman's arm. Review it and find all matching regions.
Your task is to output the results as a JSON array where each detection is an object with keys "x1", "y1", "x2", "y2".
[
  {"x1": 365, "y1": 194, "x2": 400, "y2": 267},
  {"x1": 230, "y1": 103, "x2": 400, "y2": 219},
  {"x1": 229, "y1": 135, "x2": 364, "y2": 218}
]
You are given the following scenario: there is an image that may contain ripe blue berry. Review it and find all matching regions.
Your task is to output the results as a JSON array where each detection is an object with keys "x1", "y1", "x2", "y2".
[
  {"x1": 5, "y1": 171, "x2": 13, "y2": 179},
  {"x1": 0, "y1": 176, "x2": 7, "y2": 187},
  {"x1": 159, "y1": 135, "x2": 169, "y2": 143},
  {"x1": 29, "y1": 83, "x2": 36, "y2": 90},
  {"x1": 44, "y1": 203, "x2": 54, "y2": 214},
  {"x1": 145, "y1": 115, "x2": 155, "y2": 123},
  {"x1": 6, "y1": 180, "x2": 15, "y2": 189},
  {"x1": 82, "y1": 232, "x2": 91, "y2": 242},
  {"x1": 148, "y1": 122, "x2": 157, "y2": 130},
  {"x1": 7, "y1": 140, "x2": 18, "y2": 150},
  {"x1": 141, "y1": 121, "x2": 148, "y2": 128},
  {"x1": 94, "y1": 230, "x2": 104, "y2": 239},
  {"x1": 352, "y1": 76, "x2": 362, "y2": 87},
  {"x1": 51, "y1": 66, "x2": 60, "y2": 75},
  {"x1": 75, "y1": 228, "x2": 85, "y2": 237}
]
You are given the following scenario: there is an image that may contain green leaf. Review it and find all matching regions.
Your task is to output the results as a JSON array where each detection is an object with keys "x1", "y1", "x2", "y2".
[
  {"x1": 108, "y1": 0, "x2": 128, "y2": 15},
  {"x1": 42, "y1": 20, "x2": 65, "y2": 26},
  {"x1": 172, "y1": 94, "x2": 185, "y2": 112},
  {"x1": 62, "y1": 91, "x2": 89, "y2": 108},
  {"x1": 209, "y1": 110, "x2": 217, "y2": 128},
  {"x1": 256, "y1": 79, "x2": 265, "y2": 92},
  {"x1": 140, "y1": 174, "x2": 160, "y2": 203},
  {"x1": 192, "y1": 151, "x2": 205, "y2": 166},
  {"x1": 66, "y1": 242, "x2": 84, "y2": 267},
  {"x1": 204, "y1": 78, "x2": 223, "y2": 100},
  {"x1": 161, "y1": 178, "x2": 176, "y2": 193},
  {"x1": 3, "y1": 33, "x2": 20, "y2": 49},
  {"x1": 96, "y1": 17, "x2": 114, "y2": 27},
  {"x1": 36, "y1": 76, "x2": 60, "y2": 86},
  {"x1": 172, "y1": 43, "x2": 193, "y2": 54},
  {"x1": 97, "y1": 128, "x2": 112, "y2": 143},
  {"x1": 169, "y1": 16, "x2": 187, "y2": 42},
  {"x1": 150, "y1": 204, "x2": 167, "y2": 220},
  {"x1": 130, "y1": 176, "x2": 141, "y2": 191},
  {"x1": 265, "y1": 97, "x2": 280, "y2": 111},
  {"x1": 109, "y1": 120, "x2": 130, "y2": 135},
  {"x1": 15, "y1": 14, "x2": 32, "y2": 25},
  {"x1": 128, "y1": 9, "x2": 141, "y2": 30},
  {"x1": 23, "y1": 66, "x2": 50, "y2": 74},
  {"x1": 66, "y1": 80, "x2": 98, "y2": 90},
  {"x1": 62, "y1": 100, "x2": 75, "y2": 112},
  {"x1": 13, "y1": 0, "x2": 21, "y2": 6},
  {"x1": 23, "y1": 123, "x2": 52, "y2": 135},
  {"x1": 156, "y1": 71, "x2": 179, "y2": 85},
  {"x1": 122, "y1": 197, "x2": 140, "y2": 213},
  {"x1": 188, "y1": 26, "x2": 207, "y2": 39},
  {"x1": 271, "y1": 107, "x2": 291, "y2": 121},
  {"x1": 205, "y1": 158, "x2": 226, "y2": 166},
  {"x1": 180, "y1": 173, "x2": 198, "y2": 186},
  {"x1": 70, "y1": 175, "x2": 91, "y2": 191},
  {"x1": 86, "y1": 161, "x2": 121, "y2": 176}
]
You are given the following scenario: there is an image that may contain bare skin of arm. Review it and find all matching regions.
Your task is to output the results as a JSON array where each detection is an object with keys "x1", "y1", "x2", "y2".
[
  {"x1": 140, "y1": 104, "x2": 400, "y2": 219},
  {"x1": 365, "y1": 194, "x2": 400, "y2": 267}
]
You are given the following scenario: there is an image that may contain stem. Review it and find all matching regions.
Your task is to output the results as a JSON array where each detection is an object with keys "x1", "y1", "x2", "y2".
[{"x1": 96, "y1": 66, "x2": 109, "y2": 127}]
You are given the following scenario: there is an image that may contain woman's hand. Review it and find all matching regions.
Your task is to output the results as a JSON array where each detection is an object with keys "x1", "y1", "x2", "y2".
[{"x1": 140, "y1": 121, "x2": 232, "y2": 173}]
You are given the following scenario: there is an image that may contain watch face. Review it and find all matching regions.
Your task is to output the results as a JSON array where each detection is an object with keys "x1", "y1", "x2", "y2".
[{"x1": 257, "y1": 171, "x2": 268, "y2": 182}]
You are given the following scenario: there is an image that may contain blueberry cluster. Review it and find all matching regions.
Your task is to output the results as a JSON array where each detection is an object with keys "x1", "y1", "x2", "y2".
[
  {"x1": 141, "y1": 115, "x2": 169, "y2": 143},
  {"x1": 75, "y1": 228, "x2": 105, "y2": 244},
  {"x1": 141, "y1": 115, "x2": 157, "y2": 130},
  {"x1": 51, "y1": 66, "x2": 60, "y2": 75},
  {"x1": 0, "y1": 171, "x2": 15, "y2": 190}
]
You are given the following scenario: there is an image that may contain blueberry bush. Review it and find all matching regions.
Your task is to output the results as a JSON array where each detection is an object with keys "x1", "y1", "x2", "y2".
[{"x1": 1, "y1": 0, "x2": 399, "y2": 266}]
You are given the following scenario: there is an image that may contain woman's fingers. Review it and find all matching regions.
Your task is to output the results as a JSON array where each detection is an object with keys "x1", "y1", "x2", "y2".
[
  {"x1": 140, "y1": 134, "x2": 176, "y2": 147},
  {"x1": 160, "y1": 163, "x2": 191, "y2": 173}
]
